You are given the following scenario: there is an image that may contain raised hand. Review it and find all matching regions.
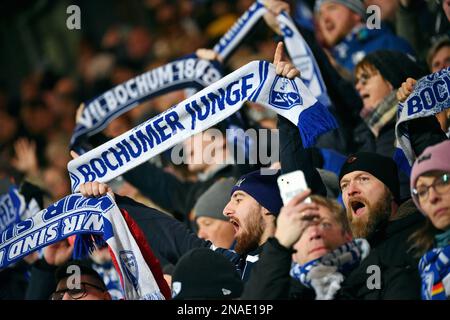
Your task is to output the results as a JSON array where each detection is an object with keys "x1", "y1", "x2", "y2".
[
  {"x1": 396, "y1": 77, "x2": 417, "y2": 102},
  {"x1": 262, "y1": 0, "x2": 290, "y2": 35},
  {"x1": 273, "y1": 42, "x2": 300, "y2": 79},
  {"x1": 11, "y1": 138, "x2": 39, "y2": 176},
  {"x1": 44, "y1": 239, "x2": 74, "y2": 266},
  {"x1": 196, "y1": 48, "x2": 223, "y2": 63},
  {"x1": 79, "y1": 181, "x2": 114, "y2": 199}
]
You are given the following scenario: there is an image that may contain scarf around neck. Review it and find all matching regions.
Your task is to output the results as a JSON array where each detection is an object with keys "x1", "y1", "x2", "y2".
[
  {"x1": 290, "y1": 238, "x2": 370, "y2": 300},
  {"x1": 361, "y1": 91, "x2": 398, "y2": 138}
]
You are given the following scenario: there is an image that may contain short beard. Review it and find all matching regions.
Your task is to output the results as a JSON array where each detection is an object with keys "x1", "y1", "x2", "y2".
[
  {"x1": 234, "y1": 214, "x2": 265, "y2": 255},
  {"x1": 347, "y1": 190, "x2": 392, "y2": 239}
]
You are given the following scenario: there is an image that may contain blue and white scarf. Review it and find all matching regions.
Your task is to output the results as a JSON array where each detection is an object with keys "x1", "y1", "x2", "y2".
[
  {"x1": 67, "y1": 60, "x2": 338, "y2": 192},
  {"x1": 290, "y1": 239, "x2": 370, "y2": 300},
  {"x1": 70, "y1": 54, "x2": 223, "y2": 154},
  {"x1": 419, "y1": 245, "x2": 450, "y2": 300},
  {"x1": 0, "y1": 186, "x2": 40, "y2": 233},
  {"x1": 213, "y1": 0, "x2": 331, "y2": 107},
  {"x1": 0, "y1": 194, "x2": 166, "y2": 300},
  {"x1": 395, "y1": 67, "x2": 450, "y2": 167}
]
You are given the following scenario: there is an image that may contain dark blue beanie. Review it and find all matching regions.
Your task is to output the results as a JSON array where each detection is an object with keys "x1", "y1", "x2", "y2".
[{"x1": 230, "y1": 170, "x2": 283, "y2": 215}]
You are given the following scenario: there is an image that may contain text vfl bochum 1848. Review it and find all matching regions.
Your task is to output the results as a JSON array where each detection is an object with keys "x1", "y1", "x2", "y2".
[{"x1": 269, "y1": 76, "x2": 302, "y2": 110}]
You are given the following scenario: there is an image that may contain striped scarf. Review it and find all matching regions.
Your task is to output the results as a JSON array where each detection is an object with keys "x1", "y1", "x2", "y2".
[
  {"x1": 290, "y1": 239, "x2": 370, "y2": 300},
  {"x1": 361, "y1": 91, "x2": 398, "y2": 138}
]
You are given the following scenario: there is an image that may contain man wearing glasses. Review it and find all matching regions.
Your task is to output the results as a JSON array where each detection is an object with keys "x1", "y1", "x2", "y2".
[{"x1": 50, "y1": 260, "x2": 112, "y2": 300}]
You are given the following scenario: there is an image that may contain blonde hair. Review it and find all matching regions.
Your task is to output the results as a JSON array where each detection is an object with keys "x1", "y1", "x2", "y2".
[{"x1": 310, "y1": 195, "x2": 351, "y2": 235}]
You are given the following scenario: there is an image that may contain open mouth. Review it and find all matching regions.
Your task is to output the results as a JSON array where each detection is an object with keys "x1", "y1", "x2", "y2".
[
  {"x1": 229, "y1": 219, "x2": 240, "y2": 233},
  {"x1": 350, "y1": 200, "x2": 366, "y2": 216}
]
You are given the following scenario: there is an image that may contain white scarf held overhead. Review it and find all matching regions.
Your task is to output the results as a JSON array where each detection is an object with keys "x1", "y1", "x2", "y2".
[
  {"x1": 213, "y1": 0, "x2": 331, "y2": 107},
  {"x1": 67, "y1": 60, "x2": 337, "y2": 192},
  {"x1": 395, "y1": 67, "x2": 450, "y2": 164}
]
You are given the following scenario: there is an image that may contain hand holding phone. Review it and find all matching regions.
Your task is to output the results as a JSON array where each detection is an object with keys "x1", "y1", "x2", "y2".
[{"x1": 277, "y1": 170, "x2": 312, "y2": 205}]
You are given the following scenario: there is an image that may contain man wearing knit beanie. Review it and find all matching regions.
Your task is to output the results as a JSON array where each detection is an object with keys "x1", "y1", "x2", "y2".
[
  {"x1": 336, "y1": 151, "x2": 425, "y2": 298},
  {"x1": 339, "y1": 152, "x2": 402, "y2": 238},
  {"x1": 194, "y1": 178, "x2": 237, "y2": 249},
  {"x1": 223, "y1": 170, "x2": 283, "y2": 255}
]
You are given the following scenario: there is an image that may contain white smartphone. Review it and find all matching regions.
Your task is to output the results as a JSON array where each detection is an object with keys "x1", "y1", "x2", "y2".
[{"x1": 277, "y1": 170, "x2": 311, "y2": 205}]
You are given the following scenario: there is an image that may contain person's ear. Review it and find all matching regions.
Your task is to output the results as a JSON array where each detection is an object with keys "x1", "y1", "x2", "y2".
[{"x1": 103, "y1": 291, "x2": 112, "y2": 300}]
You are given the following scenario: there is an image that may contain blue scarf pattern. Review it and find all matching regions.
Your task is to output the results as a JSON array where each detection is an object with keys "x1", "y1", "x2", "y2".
[
  {"x1": 0, "y1": 194, "x2": 113, "y2": 269},
  {"x1": 0, "y1": 186, "x2": 41, "y2": 234},
  {"x1": 67, "y1": 60, "x2": 337, "y2": 192},
  {"x1": 213, "y1": 0, "x2": 331, "y2": 107},
  {"x1": 395, "y1": 67, "x2": 450, "y2": 166},
  {"x1": 419, "y1": 245, "x2": 450, "y2": 300}
]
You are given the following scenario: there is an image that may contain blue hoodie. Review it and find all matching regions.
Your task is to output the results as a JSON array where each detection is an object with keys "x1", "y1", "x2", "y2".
[{"x1": 332, "y1": 24, "x2": 414, "y2": 73}]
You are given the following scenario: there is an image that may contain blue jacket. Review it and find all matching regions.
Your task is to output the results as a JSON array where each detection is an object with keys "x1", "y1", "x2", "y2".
[{"x1": 332, "y1": 25, "x2": 414, "y2": 73}]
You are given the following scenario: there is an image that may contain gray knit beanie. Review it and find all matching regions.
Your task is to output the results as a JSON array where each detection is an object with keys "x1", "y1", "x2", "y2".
[{"x1": 194, "y1": 177, "x2": 237, "y2": 221}]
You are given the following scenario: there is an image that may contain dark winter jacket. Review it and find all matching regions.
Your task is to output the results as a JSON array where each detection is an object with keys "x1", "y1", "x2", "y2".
[{"x1": 242, "y1": 200, "x2": 424, "y2": 300}]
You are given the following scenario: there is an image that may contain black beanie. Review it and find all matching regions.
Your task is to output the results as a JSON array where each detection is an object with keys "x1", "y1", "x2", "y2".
[
  {"x1": 339, "y1": 152, "x2": 400, "y2": 202},
  {"x1": 171, "y1": 248, "x2": 243, "y2": 300},
  {"x1": 358, "y1": 50, "x2": 427, "y2": 89}
]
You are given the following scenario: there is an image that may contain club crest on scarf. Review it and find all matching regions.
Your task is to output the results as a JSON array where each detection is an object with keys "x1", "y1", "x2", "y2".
[
  {"x1": 269, "y1": 75, "x2": 302, "y2": 110},
  {"x1": 119, "y1": 250, "x2": 140, "y2": 292}
]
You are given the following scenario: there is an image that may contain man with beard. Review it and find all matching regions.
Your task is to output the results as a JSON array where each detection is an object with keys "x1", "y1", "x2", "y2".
[
  {"x1": 337, "y1": 152, "x2": 425, "y2": 299},
  {"x1": 77, "y1": 169, "x2": 284, "y2": 282}
]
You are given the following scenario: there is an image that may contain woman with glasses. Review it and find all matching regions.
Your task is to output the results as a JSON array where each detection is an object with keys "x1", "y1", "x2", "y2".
[{"x1": 409, "y1": 140, "x2": 450, "y2": 300}]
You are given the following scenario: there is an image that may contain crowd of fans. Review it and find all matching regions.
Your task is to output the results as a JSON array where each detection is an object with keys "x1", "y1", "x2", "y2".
[{"x1": 0, "y1": 0, "x2": 449, "y2": 300}]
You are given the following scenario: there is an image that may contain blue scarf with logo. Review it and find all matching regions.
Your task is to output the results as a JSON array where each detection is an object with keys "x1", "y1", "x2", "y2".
[{"x1": 67, "y1": 60, "x2": 338, "y2": 192}]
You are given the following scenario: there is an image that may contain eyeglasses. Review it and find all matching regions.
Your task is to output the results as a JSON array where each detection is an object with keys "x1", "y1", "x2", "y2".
[
  {"x1": 50, "y1": 282, "x2": 106, "y2": 300},
  {"x1": 412, "y1": 173, "x2": 450, "y2": 203}
]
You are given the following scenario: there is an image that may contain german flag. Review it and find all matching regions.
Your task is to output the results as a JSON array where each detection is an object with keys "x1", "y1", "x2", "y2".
[{"x1": 431, "y1": 282, "x2": 444, "y2": 297}]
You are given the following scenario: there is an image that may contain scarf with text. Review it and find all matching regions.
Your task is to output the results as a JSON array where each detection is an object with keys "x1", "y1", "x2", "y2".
[
  {"x1": 0, "y1": 186, "x2": 40, "y2": 234},
  {"x1": 419, "y1": 245, "x2": 450, "y2": 300},
  {"x1": 290, "y1": 239, "x2": 370, "y2": 300},
  {"x1": 395, "y1": 67, "x2": 450, "y2": 166},
  {"x1": 0, "y1": 193, "x2": 170, "y2": 300},
  {"x1": 213, "y1": 0, "x2": 331, "y2": 107},
  {"x1": 67, "y1": 60, "x2": 337, "y2": 192},
  {"x1": 70, "y1": 54, "x2": 223, "y2": 154}
]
